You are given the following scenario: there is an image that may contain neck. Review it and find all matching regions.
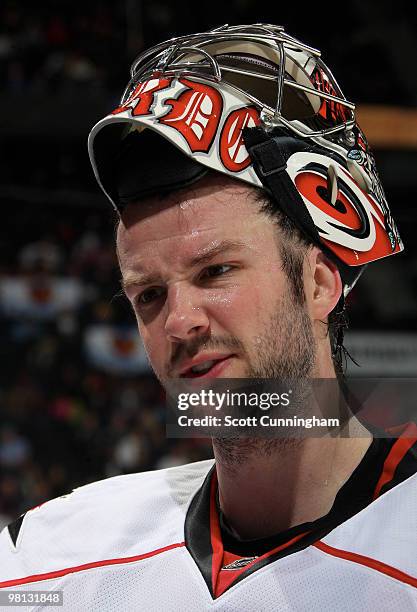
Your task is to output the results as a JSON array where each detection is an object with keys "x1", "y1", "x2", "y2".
[{"x1": 214, "y1": 416, "x2": 372, "y2": 541}]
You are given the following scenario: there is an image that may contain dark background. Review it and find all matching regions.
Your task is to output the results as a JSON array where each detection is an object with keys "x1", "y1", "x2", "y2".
[{"x1": 0, "y1": 1, "x2": 416, "y2": 527}]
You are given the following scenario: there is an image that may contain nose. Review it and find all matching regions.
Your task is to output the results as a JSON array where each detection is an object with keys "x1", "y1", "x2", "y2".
[{"x1": 164, "y1": 283, "x2": 210, "y2": 342}]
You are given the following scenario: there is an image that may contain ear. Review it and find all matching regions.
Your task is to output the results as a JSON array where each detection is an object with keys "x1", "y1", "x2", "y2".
[{"x1": 306, "y1": 248, "x2": 343, "y2": 321}]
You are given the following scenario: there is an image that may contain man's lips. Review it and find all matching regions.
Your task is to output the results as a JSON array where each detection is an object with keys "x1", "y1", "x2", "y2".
[{"x1": 179, "y1": 354, "x2": 235, "y2": 378}]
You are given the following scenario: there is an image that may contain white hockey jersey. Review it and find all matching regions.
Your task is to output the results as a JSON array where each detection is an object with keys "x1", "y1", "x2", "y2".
[{"x1": 0, "y1": 458, "x2": 416, "y2": 611}]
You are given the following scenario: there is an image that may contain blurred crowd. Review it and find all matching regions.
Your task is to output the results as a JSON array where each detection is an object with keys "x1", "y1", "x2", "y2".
[
  {"x1": 1, "y1": 0, "x2": 414, "y2": 105},
  {"x1": 0, "y1": 1, "x2": 127, "y2": 94},
  {"x1": 0, "y1": 204, "x2": 212, "y2": 529}
]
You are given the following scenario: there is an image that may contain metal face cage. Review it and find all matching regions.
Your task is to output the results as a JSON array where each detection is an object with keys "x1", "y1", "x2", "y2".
[{"x1": 121, "y1": 23, "x2": 356, "y2": 140}]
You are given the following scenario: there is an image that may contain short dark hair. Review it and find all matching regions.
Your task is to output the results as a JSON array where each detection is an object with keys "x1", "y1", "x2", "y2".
[{"x1": 253, "y1": 190, "x2": 348, "y2": 376}]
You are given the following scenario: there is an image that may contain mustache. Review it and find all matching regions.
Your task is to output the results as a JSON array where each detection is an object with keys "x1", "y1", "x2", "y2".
[{"x1": 167, "y1": 335, "x2": 244, "y2": 375}]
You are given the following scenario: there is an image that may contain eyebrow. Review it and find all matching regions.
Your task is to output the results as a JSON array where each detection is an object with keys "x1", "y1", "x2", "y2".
[
  {"x1": 189, "y1": 239, "x2": 246, "y2": 267},
  {"x1": 121, "y1": 239, "x2": 245, "y2": 293}
]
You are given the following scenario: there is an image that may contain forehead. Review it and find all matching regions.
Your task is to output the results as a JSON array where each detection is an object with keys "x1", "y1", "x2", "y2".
[{"x1": 116, "y1": 175, "x2": 268, "y2": 257}]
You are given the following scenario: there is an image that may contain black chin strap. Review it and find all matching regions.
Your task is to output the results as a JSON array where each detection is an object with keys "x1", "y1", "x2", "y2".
[{"x1": 243, "y1": 126, "x2": 322, "y2": 250}]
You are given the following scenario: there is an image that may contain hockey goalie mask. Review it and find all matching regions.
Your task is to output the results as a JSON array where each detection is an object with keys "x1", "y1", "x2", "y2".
[{"x1": 88, "y1": 23, "x2": 403, "y2": 294}]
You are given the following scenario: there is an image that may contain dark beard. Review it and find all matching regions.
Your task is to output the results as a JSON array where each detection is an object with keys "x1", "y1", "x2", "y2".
[
  {"x1": 246, "y1": 293, "x2": 315, "y2": 380},
  {"x1": 213, "y1": 289, "x2": 316, "y2": 469}
]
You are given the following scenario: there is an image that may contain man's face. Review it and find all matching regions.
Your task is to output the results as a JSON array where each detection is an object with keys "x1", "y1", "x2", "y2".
[{"x1": 117, "y1": 174, "x2": 315, "y2": 386}]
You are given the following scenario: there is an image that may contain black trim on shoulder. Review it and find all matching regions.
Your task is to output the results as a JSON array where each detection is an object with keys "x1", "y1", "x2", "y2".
[
  {"x1": 7, "y1": 513, "x2": 26, "y2": 547},
  {"x1": 184, "y1": 465, "x2": 215, "y2": 597}
]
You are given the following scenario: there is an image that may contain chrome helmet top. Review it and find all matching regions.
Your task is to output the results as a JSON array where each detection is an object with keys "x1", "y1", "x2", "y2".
[{"x1": 88, "y1": 23, "x2": 403, "y2": 294}]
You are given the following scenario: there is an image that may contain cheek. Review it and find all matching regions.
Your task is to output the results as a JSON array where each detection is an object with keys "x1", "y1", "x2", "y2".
[
  {"x1": 205, "y1": 286, "x2": 243, "y2": 312},
  {"x1": 229, "y1": 272, "x2": 290, "y2": 343},
  {"x1": 207, "y1": 285, "x2": 263, "y2": 330},
  {"x1": 136, "y1": 318, "x2": 165, "y2": 369}
]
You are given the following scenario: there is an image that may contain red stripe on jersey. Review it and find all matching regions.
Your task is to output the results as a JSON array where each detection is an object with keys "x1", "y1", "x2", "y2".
[
  {"x1": 314, "y1": 541, "x2": 417, "y2": 589},
  {"x1": 259, "y1": 531, "x2": 310, "y2": 562},
  {"x1": 209, "y1": 470, "x2": 224, "y2": 595},
  {"x1": 373, "y1": 423, "x2": 417, "y2": 500},
  {"x1": 0, "y1": 542, "x2": 185, "y2": 588}
]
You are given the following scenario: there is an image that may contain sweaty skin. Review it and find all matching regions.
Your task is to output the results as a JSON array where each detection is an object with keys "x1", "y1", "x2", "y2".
[{"x1": 117, "y1": 174, "x2": 372, "y2": 539}]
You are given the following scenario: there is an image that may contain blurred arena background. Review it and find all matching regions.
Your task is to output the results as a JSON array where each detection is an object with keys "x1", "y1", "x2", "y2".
[{"x1": 0, "y1": 0, "x2": 416, "y2": 527}]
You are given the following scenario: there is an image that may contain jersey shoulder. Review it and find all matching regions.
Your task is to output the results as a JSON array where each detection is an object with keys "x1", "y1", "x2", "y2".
[
  {"x1": 320, "y1": 471, "x2": 417, "y2": 579},
  {"x1": 0, "y1": 459, "x2": 214, "y2": 583}
]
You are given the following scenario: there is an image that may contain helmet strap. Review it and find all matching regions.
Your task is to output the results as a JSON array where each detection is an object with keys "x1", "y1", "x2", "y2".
[{"x1": 243, "y1": 126, "x2": 322, "y2": 249}]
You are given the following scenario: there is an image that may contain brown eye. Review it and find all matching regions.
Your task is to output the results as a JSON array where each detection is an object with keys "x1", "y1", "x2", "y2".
[
  {"x1": 200, "y1": 264, "x2": 232, "y2": 279},
  {"x1": 137, "y1": 287, "x2": 165, "y2": 305}
]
